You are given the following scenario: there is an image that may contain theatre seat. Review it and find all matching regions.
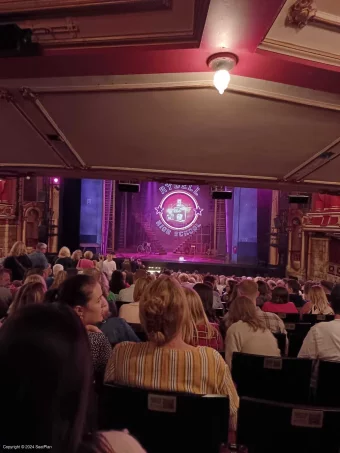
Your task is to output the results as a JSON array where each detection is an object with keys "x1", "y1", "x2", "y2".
[
  {"x1": 315, "y1": 360, "x2": 340, "y2": 407},
  {"x1": 277, "y1": 313, "x2": 300, "y2": 323},
  {"x1": 237, "y1": 397, "x2": 340, "y2": 453},
  {"x1": 272, "y1": 332, "x2": 287, "y2": 356},
  {"x1": 286, "y1": 323, "x2": 312, "y2": 357},
  {"x1": 98, "y1": 384, "x2": 229, "y2": 453},
  {"x1": 302, "y1": 314, "x2": 335, "y2": 325},
  {"x1": 232, "y1": 352, "x2": 313, "y2": 404}
]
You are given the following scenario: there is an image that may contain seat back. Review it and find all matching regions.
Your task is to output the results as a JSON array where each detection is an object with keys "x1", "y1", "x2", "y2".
[
  {"x1": 316, "y1": 360, "x2": 340, "y2": 407},
  {"x1": 272, "y1": 332, "x2": 287, "y2": 356},
  {"x1": 277, "y1": 312, "x2": 300, "y2": 323},
  {"x1": 232, "y1": 352, "x2": 313, "y2": 404},
  {"x1": 98, "y1": 384, "x2": 229, "y2": 453},
  {"x1": 302, "y1": 314, "x2": 334, "y2": 324},
  {"x1": 285, "y1": 323, "x2": 311, "y2": 357},
  {"x1": 237, "y1": 397, "x2": 340, "y2": 453}
]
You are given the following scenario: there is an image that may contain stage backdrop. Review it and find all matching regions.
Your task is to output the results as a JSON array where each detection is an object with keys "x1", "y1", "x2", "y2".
[{"x1": 116, "y1": 182, "x2": 213, "y2": 254}]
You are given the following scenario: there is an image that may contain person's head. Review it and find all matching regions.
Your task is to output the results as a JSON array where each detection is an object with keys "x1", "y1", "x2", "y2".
[
  {"x1": 203, "y1": 275, "x2": 217, "y2": 290},
  {"x1": 304, "y1": 280, "x2": 316, "y2": 300},
  {"x1": 309, "y1": 285, "x2": 331, "y2": 313},
  {"x1": 71, "y1": 249, "x2": 82, "y2": 261},
  {"x1": 267, "y1": 279, "x2": 276, "y2": 291},
  {"x1": 36, "y1": 242, "x2": 47, "y2": 254},
  {"x1": 9, "y1": 241, "x2": 27, "y2": 257},
  {"x1": 287, "y1": 279, "x2": 300, "y2": 295},
  {"x1": 228, "y1": 296, "x2": 265, "y2": 332},
  {"x1": 53, "y1": 263, "x2": 64, "y2": 276},
  {"x1": 237, "y1": 280, "x2": 259, "y2": 304},
  {"x1": 101, "y1": 298, "x2": 111, "y2": 321},
  {"x1": 321, "y1": 280, "x2": 333, "y2": 295},
  {"x1": 179, "y1": 273, "x2": 189, "y2": 283},
  {"x1": 0, "y1": 268, "x2": 11, "y2": 287},
  {"x1": 125, "y1": 272, "x2": 134, "y2": 286},
  {"x1": 58, "y1": 274, "x2": 104, "y2": 325},
  {"x1": 83, "y1": 269, "x2": 110, "y2": 299},
  {"x1": 109, "y1": 270, "x2": 126, "y2": 294},
  {"x1": 276, "y1": 279, "x2": 286, "y2": 288},
  {"x1": 257, "y1": 280, "x2": 270, "y2": 297},
  {"x1": 0, "y1": 303, "x2": 99, "y2": 451},
  {"x1": 8, "y1": 282, "x2": 45, "y2": 316},
  {"x1": 139, "y1": 276, "x2": 189, "y2": 346},
  {"x1": 133, "y1": 277, "x2": 150, "y2": 302},
  {"x1": 24, "y1": 274, "x2": 47, "y2": 292},
  {"x1": 331, "y1": 284, "x2": 340, "y2": 316},
  {"x1": 50, "y1": 271, "x2": 67, "y2": 290},
  {"x1": 106, "y1": 253, "x2": 113, "y2": 261},
  {"x1": 84, "y1": 250, "x2": 93, "y2": 260},
  {"x1": 193, "y1": 283, "x2": 216, "y2": 322},
  {"x1": 271, "y1": 286, "x2": 289, "y2": 304},
  {"x1": 58, "y1": 246, "x2": 71, "y2": 258}
]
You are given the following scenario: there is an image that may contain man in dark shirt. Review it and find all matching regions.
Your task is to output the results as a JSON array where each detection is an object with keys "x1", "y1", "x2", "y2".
[{"x1": 287, "y1": 279, "x2": 305, "y2": 308}]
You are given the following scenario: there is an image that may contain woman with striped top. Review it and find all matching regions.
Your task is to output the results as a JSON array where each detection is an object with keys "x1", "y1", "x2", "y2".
[{"x1": 104, "y1": 276, "x2": 239, "y2": 429}]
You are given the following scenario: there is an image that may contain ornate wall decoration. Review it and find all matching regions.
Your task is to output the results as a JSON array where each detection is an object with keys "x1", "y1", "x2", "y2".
[{"x1": 286, "y1": 0, "x2": 317, "y2": 28}]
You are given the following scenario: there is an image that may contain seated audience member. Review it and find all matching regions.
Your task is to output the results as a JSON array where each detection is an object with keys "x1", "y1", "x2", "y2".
[
  {"x1": 193, "y1": 283, "x2": 219, "y2": 323},
  {"x1": 223, "y1": 280, "x2": 238, "y2": 307},
  {"x1": 105, "y1": 277, "x2": 239, "y2": 430},
  {"x1": 99, "y1": 298, "x2": 140, "y2": 345},
  {"x1": 0, "y1": 304, "x2": 145, "y2": 453},
  {"x1": 0, "y1": 269, "x2": 13, "y2": 314},
  {"x1": 24, "y1": 273, "x2": 47, "y2": 292},
  {"x1": 71, "y1": 249, "x2": 82, "y2": 267},
  {"x1": 55, "y1": 246, "x2": 74, "y2": 270},
  {"x1": 321, "y1": 280, "x2": 333, "y2": 302},
  {"x1": 267, "y1": 279, "x2": 276, "y2": 291},
  {"x1": 102, "y1": 253, "x2": 117, "y2": 279},
  {"x1": 28, "y1": 242, "x2": 49, "y2": 269},
  {"x1": 109, "y1": 270, "x2": 126, "y2": 302},
  {"x1": 77, "y1": 251, "x2": 95, "y2": 269},
  {"x1": 287, "y1": 279, "x2": 305, "y2": 308},
  {"x1": 4, "y1": 241, "x2": 32, "y2": 281},
  {"x1": 303, "y1": 280, "x2": 316, "y2": 302},
  {"x1": 119, "y1": 276, "x2": 150, "y2": 324},
  {"x1": 298, "y1": 284, "x2": 340, "y2": 361},
  {"x1": 183, "y1": 287, "x2": 223, "y2": 351},
  {"x1": 203, "y1": 275, "x2": 223, "y2": 309},
  {"x1": 178, "y1": 273, "x2": 192, "y2": 288},
  {"x1": 118, "y1": 270, "x2": 146, "y2": 302},
  {"x1": 46, "y1": 263, "x2": 64, "y2": 288},
  {"x1": 300, "y1": 285, "x2": 334, "y2": 316},
  {"x1": 262, "y1": 286, "x2": 298, "y2": 314},
  {"x1": 276, "y1": 279, "x2": 286, "y2": 288},
  {"x1": 226, "y1": 296, "x2": 280, "y2": 368},
  {"x1": 7, "y1": 282, "x2": 45, "y2": 317},
  {"x1": 223, "y1": 280, "x2": 287, "y2": 335},
  {"x1": 217, "y1": 275, "x2": 227, "y2": 295},
  {"x1": 58, "y1": 275, "x2": 112, "y2": 375},
  {"x1": 256, "y1": 280, "x2": 271, "y2": 308},
  {"x1": 125, "y1": 272, "x2": 134, "y2": 287}
]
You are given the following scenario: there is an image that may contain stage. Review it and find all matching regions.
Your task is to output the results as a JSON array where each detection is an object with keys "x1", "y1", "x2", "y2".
[{"x1": 115, "y1": 253, "x2": 283, "y2": 277}]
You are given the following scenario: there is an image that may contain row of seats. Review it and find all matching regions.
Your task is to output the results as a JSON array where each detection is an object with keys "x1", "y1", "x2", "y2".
[
  {"x1": 97, "y1": 384, "x2": 340, "y2": 453},
  {"x1": 278, "y1": 313, "x2": 335, "y2": 324},
  {"x1": 232, "y1": 352, "x2": 339, "y2": 407}
]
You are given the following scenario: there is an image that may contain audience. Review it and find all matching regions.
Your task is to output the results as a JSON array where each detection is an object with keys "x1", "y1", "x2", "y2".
[
  {"x1": 7, "y1": 282, "x2": 45, "y2": 317},
  {"x1": 71, "y1": 249, "x2": 83, "y2": 267},
  {"x1": 55, "y1": 246, "x2": 74, "y2": 270},
  {"x1": 118, "y1": 270, "x2": 146, "y2": 302},
  {"x1": 109, "y1": 270, "x2": 126, "y2": 302},
  {"x1": 203, "y1": 275, "x2": 223, "y2": 309},
  {"x1": 287, "y1": 279, "x2": 305, "y2": 308},
  {"x1": 102, "y1": 253, "x2": 117, "y2": 279},
  {"x1": 262, "y1": 286, "x2": 299, "y2": 314},
  {"x1": 105, "y1": 277, "x2": 239, "y2": 429},
  {"x1": 193, "y1": 283, "x2": 219, "y2": 323},
  {"x1": 225, "y1": 296, "x2": 280, "y2": 368},
  {"x1": 299, "y1": 284, "x2": 340, "y2": 361},
  {"x1": 24, "y1": 273, "x2": 48, "y2": 292},
  {"x1": 300, "y1": 285, "x2": 334, "y2": 316},
  {"x1": 46, "y1": 263, "x2": 64, "y2": 288},
  {"x1": 77, "y1": 251, "x2": 95, "y2": 269},
  {"x1": 0, "y1": 268, "x2": 12, "y2": 314},
  {"x1": 303, "y1": 280, "x2": 316, "y2": 302},
  {"x1": 58, "y1": 275, "x2": 112, "y2": 376},
  {"x1": 28, "y1": 242, "x2": 49, "y2": 269},
  {"x1": 50, "y1": 270, "x2": 68, "y2": 290},
  {"x1": 0, "y1": 304, "x2": 145, "y2": 452},
  {"x1": 119, "y1": 276, "x2": 150, "y2": 324},
  {"x1": 256, "y1": 280, "x2": 271, "y2": 308},
  {"x1": 183, "y1": 287, "x2": 223, "y2": 351},
  {"x1": 4, "y1": 241, "x2": 32, "y2": 281}
]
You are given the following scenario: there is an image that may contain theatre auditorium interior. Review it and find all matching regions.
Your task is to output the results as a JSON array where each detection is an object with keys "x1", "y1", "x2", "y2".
[{"x1": 3, "y1": 0, "x2": 340, "y2": 452}]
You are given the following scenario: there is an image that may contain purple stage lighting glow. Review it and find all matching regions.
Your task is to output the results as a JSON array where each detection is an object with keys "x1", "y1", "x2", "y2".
[{"x1": 52, "y1": 177, "x2": 60, "y2": 184}]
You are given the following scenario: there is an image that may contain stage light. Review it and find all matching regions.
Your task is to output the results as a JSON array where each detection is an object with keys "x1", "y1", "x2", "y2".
[
  {"x1": 52, "y1": 177, "x2": 60, "y2": 184},
  {"x1": 179, "y1": 256, "x2": 185, "y2": 262},
  {"x1": 207, "y1": 53, "x2": 238, "y2": 95}
]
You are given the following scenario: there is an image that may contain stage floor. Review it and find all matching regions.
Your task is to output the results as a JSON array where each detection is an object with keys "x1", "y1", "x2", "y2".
[{"x1": 116, "y1": 252, "x2": 226, "y2": 265}]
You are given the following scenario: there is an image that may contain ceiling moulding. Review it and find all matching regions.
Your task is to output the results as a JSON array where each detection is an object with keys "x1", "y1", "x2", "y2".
[
  {"x1": 286, "y1": 0, "x2": 340, "y2": 32},
  {"x1": 0, "y1": 0, "x2": 171, "y2": 18}
]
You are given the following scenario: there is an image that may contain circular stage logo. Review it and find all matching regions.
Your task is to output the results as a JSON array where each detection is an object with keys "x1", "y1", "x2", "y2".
[{"x1": 155, "y1": 190, "x2": 203, "y2": 231}]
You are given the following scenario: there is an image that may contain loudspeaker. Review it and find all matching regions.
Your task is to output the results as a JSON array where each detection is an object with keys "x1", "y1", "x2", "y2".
[
  {"x1": 289, "y1": 195, "x2": 310, "y2": 204},
  {"x1": 118, "y1": 183, "x2": 140, "y2": 193},
  {"x1": 212, "y1": 191, "x2": 233, "y2": 200}
]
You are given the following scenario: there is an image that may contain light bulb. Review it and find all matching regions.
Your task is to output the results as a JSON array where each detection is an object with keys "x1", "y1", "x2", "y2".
[{"x1": 213, "y1": 69, "x2": 231, "y2": 95}]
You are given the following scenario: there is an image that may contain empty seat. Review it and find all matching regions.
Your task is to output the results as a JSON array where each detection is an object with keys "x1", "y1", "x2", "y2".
[
  {"x1": 315, "y1": 360, "x2": 340, "y2": 407},
  {"x1": 302, "y1": 314, "x2": 334, "y2": 324},
  {"x1": 277, "y1": 312, "x2": 300, "y2": 323},
  {"x1": 232, "y1": 352, "x2": 313, "y2": 404},
  {"x1": 237, "y1": 397, "x2": 340, "y2": 453},
  {"x1": 98, "y1": 384, "x2": 229, "y2": 453}
]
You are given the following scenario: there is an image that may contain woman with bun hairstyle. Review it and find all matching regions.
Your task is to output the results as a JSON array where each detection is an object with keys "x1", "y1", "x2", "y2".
[{"x1": 105, "y1": 276, "x2": 239, "y2": 429}]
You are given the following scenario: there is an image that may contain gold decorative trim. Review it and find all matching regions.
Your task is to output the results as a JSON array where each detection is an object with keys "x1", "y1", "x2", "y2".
[{"x1": 286, "y1": 0, "x2": 316, "y2": 28}]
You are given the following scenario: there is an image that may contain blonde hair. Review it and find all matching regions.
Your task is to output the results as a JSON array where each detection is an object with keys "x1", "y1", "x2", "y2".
[
  {"x1": 9, "y1": 241, "x2": 27, "y2": 257},
  {"x1": 50, "y1": 270, "x2": 67, "y2": 290},
  {"x1": 183, "y1": 287, "x2": 218, "y2": 345},
  {"x1": 24, "y1": 274, "x2": 47, "y2": 292},
  {"x1": 8, "y1": 282, "x2": 45, "y2": 316},
  {"x1": 309, "y1": 285, "x2": 334, "y2": 314},
  {"x1": 84, "y1": 251, "x2": 93, "y2": 260},
  {"x1": 71, "y1": 250, "x2": 82, "y2": 261},
  {"x1": 139, "y1": 276, "x2": 188, "y2": 347},
  {"x1": 133, "y1": 277, "x2": 151, "y2": 302},
  {"x1": 58, "y1": 246, "x2": 71, "y2": 258},
  {"x1": 178, "y1": 273, "x2": 189, "y2": 283},
  {"x1": 228, "y1": 296, "x2": 265, "y2": 332}
]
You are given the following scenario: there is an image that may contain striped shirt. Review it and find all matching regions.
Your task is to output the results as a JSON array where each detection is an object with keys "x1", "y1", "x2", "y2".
[{"x1": 104, "y1": 341, "x2": 239, "y2": 429}]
